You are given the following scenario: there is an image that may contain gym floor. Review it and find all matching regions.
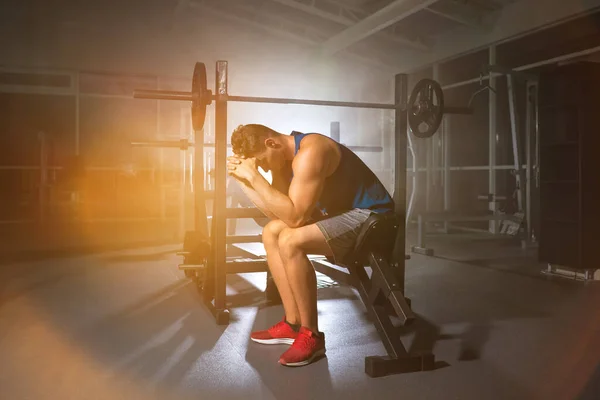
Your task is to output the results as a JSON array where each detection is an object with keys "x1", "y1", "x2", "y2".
[{"x1": 1, "y1": 235, "x2": 599, "y2": 400}]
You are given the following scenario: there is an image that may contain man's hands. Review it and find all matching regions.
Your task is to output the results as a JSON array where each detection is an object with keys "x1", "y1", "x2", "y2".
[{"x1": 227, "y1": 155, "x2": 261, "y2": 186}]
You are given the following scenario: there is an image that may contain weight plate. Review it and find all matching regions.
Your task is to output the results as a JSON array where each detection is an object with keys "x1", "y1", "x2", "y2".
[
  {"x1": 192, "y1": 62, "x2": 209, "y2": 131},
  {"x1": 408, "y1": 78, "x2": 444, "y2": 138}
]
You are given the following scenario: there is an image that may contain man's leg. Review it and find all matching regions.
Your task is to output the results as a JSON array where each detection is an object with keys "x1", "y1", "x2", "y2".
[
  {"x1": 278, "y1": 224, "x2": 333, "y2": 334},
  {"x1": 262, "y1": 220, "x2": 301, "y2": 324}
]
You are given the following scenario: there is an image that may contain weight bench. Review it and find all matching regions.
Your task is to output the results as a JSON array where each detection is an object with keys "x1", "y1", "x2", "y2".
[
  {"x1": 411, "y1": 212, "x2": 522, "y2": 256},
  {"x1": 312, "y1": 212, "x2": 435, "y2": 377}
]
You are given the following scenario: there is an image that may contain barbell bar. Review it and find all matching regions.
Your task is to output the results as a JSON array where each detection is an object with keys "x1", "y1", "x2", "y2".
[
  {"x1": 133, "y1": 89, "x2": 398, "y2": 110},
  {"x1": 131, "y1": 139, "x2": 384, "y2": 153},
  {"x1": 133, "y1": 62, "x2": 472, "y2": 138},
  {"x1": 133, "y1": 89, "x2": 472, "y2": 115}
]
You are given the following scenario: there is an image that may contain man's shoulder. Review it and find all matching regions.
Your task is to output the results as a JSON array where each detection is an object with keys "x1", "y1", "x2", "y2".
[{"x1": 298, "y1": 133, "x2": 333, "y2": 149}]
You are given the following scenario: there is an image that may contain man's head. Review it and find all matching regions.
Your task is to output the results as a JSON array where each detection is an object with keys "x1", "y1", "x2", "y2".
[{"x1": 231, "y1": 124, "x2": 287, "y2": 172}]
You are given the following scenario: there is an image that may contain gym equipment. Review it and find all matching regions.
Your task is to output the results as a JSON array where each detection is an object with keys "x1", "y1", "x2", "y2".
[
  {"x1": 408, "y1": 79, "x2": 444, "y2": 138},
  {"x1": 411, "y1": 212, "x2": 523, "y2": 256},
  {"x1": 412, "y1": 64, "x2": 540, "y2": 255},
  {"x1": 134, "y1": 62, "x2": 471, "y2": 137},
  {"x1": 311, "y1": 212, "x2": 433, "y2": 377},
  {"x1": 132, "y1": 60, "x2": 434, "y2": 377},
  {"x1": 132, "y1": 138, "x2": 384, "y2": 153}
]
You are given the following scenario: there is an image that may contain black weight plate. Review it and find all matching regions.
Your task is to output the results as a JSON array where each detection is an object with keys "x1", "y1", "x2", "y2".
[
  {"x1": 408, "y1": 78, "x2": 444, "y2": 138},
  {"x1": 191, "y1": 62, "x2": 208, "y2": 131}
]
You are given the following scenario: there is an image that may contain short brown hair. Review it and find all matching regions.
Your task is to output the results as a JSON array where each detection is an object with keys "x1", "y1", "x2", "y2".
[{"x1": 231, "y1": 124, "x2": 278, "y2": 157}]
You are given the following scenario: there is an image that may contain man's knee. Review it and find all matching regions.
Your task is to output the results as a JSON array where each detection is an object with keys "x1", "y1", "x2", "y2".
[
  {"x1": 262, "y1": 220, "x2": 288, "y2": 248},
  {"x1": 278, "y1": 228, "x2": 303, "y2": 259}
]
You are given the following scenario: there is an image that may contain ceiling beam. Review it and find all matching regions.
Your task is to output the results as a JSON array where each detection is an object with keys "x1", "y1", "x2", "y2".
[
  {"x1": 321, "y1": 0, "x2": 439, "y2": 55},
  {"x1": 187, "y1": 0, "x2": 401, "y2": 72},
  {"x1": 266, "y1": 0, "x2": 428, "y2": 50},
  {"x1": 425, "y1": 1, "x2": 486, "y2": 29},
  {"x1": 189, "y1": 1, "x2": 316, "y2": 47},
  {"x1": 399, "y1": 0, "x2": 600, "y2": 72}
]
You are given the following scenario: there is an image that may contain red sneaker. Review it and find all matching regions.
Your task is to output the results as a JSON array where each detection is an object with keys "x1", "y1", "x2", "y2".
[
  {"x1": 279, "y1": 327, "x2": 326, "y2": 367},
  {"x1": 250, "y1": 317, "x2": 299, "y2": 345}
]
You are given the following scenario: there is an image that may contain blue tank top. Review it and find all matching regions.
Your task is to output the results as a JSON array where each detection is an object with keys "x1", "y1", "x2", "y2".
[{"x1": 292, "y1": 131, "x2": 394, "y2": 215}]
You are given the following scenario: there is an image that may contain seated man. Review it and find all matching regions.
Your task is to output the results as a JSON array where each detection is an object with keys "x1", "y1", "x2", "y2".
[{"x1": 227, "y1": 124, "x2": 394, "y2": 367}]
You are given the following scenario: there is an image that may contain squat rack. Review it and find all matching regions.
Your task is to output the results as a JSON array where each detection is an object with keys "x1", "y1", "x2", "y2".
[
  {"x1": 133, "y1": 60, "x2": 412, "y2": 323},
  {"x1": 411, "y1": 64, "x2": 540, "y2": 255},
  {"x1": 204, "y1": 61, "x2": 411, "y2": 322}
]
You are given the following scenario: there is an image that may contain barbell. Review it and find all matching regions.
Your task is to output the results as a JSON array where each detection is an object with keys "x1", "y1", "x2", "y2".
[
  {"x1": 133, "y1": 62, "x2": 472, "y2": 138},
  {"x1": 131, "y1": 138, "x2": 384, "y2": 153}
]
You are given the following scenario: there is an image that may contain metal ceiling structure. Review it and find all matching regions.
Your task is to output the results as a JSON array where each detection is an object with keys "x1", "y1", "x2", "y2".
[
  {"x1": 2, "y1": 0, "x2": 600, "y2": 75},
  {"x1": 176, "y1": 0, "x2": 600, "y2": 72}
]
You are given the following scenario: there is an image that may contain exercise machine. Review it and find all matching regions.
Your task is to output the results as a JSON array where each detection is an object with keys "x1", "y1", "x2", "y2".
[{"x1": 132, "y1": 61, "x2": 462, "y2": 377}]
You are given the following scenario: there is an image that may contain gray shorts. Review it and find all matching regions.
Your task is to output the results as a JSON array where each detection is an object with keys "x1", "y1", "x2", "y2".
[{"x1": 315, "y1": 208, "x2": 373, "y2": 265}]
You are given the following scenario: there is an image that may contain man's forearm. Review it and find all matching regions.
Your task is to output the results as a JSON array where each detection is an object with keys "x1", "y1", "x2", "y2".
[
  {"x1": 233, "y1": 180, "x2": 278, "y2": 220},
  {"x1": 250, "y1": 174, "x2": 304, "y2": 227}
]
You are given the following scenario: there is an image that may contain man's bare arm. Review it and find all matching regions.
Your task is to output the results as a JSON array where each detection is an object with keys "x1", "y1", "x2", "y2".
[
  {"x1": 249, "y1": 145, "x2": 328, "y2": 228},
  {"x1": 230, "y1": 162, "x2": 291, "y2": 220},
  {"x1": 231, "y1": 180, "x2": 278, "y2": 220}
]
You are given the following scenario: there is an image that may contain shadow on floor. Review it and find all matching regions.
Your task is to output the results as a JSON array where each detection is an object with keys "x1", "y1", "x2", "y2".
[
  {"x1": 67, "y1": 279, "x2": 224, "y2": 389},
  {"x1": 0, "y1": 247, "x2": 181, "y2": 307}
]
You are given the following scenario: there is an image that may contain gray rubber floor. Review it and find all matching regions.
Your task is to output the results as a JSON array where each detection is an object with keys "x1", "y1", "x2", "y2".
[{"x1": 1, "y1": 237, "x2": 599, "y2": 400}]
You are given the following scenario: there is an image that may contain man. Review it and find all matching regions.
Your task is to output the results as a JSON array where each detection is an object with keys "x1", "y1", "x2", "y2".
[{"x1": 227, "y1": 124, "x2": 394, "y2": 367}]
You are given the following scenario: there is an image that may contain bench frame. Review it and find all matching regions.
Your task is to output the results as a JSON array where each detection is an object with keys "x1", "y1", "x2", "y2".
[{"x1": 312, "y1": 213, "x2": 435, "y2": 377}]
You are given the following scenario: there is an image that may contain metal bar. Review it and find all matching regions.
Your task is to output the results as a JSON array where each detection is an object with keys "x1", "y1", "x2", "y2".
[
  {"x1": 312, "y1": 259, "x2": 353, "y2": 287},
  {"x1": 79, "y1": 93, "x2": 146, "y2": 100},
  {"x1": 425, "y1": 131, "x2": 432, "y2": 212},
  {"x1": 403, "y1": 0, "x2": 600, "y2": 75},
  {"x1": 320, "y1": 0, "x2": 435, "y2": 55},
  {"x1": 392, "y1": 73, "x2": 408, "y2": 291},
  {"x1": 534, "y1": 83, "x2": 540, "y2": 191},
  {"x1": 424, "y1": 1, "x2": 484, "y2": 28},
  {"x1": 134, "y1": 90, "x2": 400, "y2": 111},
  {"x1": 526, "y1": 80, "x2": 540, "y2": 244},
  {"x1": 38, "y1": 132, "x2": 48, "y2": 224},
  {"x1": 368, "y1": 253, "x2": 415, "y2": 325},
  {"x1": 206, "y1": 142, "x2": 383, "y2": 152},
  {"x1": 266, "y1": 0, "x2": 426, "y2": 50},
  {"x1": 406, "y1": 114, "x2": 417, "y2": 228},
  {"x1": 417, "y1": 214, "x2": 424, "y2": 248},
  {"x1": 213, "y1": 60, "x2": 229, "y2": 312},
  {"x1": 330, "y1": 121, "x2": 341, "y2": 142},
  {"x1": 131, "y1": 140, "x2": 191, "y2": 149},
  {"x1": 190, "y1": 0, "x2": 400, "y2": 71},
  {"x1": 180, "y1": 140, "x2": 187, "y2": 239},
  {"x1": 226, "y1": 95, "x2": 396, "y2": 110},
  {"x1": 408, "y1": 164, "x2": 529, "y2": 172},
  {"x1": 525, "y1": 80, "x2": 533, "y2": 244},
  {"x1": 350, "y1": 266, "x2": 409, "y2": 358},
  {"x1": 0, "y1": 85, "x2": 74, "y2": 96},
  {"x1": 486, "y1": 65, "x2": 538, "y2": 81},
  {"x1": 157, "y1": 78, "x2": 166, "y2": 224},
  {"x1": 226, "y1": 235, "x2": 262, "y2": 244},
  {"x1": 507, "y1": 74, "x2": 524, "y2": 212},
  {"x1": 226, "y1": 260, "x2": 268, "y2": 274},
  {"x1": 442, "y1": 45, "x2": 600, "y2": 91},
  {"x1": 442, "y1": 117, "x2": 450, "y2": 217},
  {"x1": 133, "y1": 89, "x2": 193, "y2": 101},
  {"x1": 75, "y1": 72, "x2": 80, "y2": 156},
  {"x1": 489, "y1": 46, "x2": 498, "y2": 233}
]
